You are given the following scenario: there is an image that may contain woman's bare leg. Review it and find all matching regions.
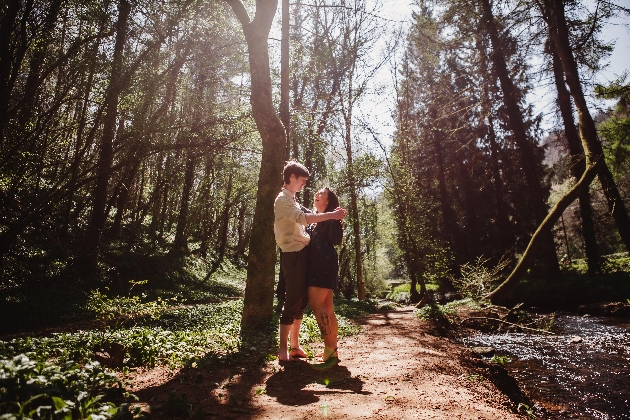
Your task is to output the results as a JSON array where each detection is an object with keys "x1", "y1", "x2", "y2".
[{"x1": 309, "y1": 286, "x2": 338, "y2": 357}]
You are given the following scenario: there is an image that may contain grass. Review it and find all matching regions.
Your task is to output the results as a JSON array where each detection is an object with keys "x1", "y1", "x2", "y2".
[{"x1": 385, "y1": 282, "x2": 440, "y2": 304}]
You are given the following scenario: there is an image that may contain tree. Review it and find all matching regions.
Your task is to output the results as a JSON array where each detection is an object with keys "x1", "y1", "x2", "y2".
[
  {"x1": 224, "y1": 0, "x2": 287, "y2": 331},
  {"x1": 489, "y1": 0, "x2": 629, "y2": 304}
]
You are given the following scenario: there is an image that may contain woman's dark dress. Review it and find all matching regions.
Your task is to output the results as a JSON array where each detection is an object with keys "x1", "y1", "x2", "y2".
[{"x1": 307, "y1": 220, "x2": 343, "y2": 290}]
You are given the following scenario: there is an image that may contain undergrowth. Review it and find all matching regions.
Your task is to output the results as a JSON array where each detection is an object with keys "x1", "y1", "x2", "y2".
[
  {"x1": 0, "y1": 355, "x2": 132, "y2": 420},
  {"x1": 414, "y1": 298, "x2": 479, "y2": 323}
]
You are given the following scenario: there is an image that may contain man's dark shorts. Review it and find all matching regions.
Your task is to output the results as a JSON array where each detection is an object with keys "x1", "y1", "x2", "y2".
[{"x1": 279, "y1": 246, "x2": 309, "y2": 325}]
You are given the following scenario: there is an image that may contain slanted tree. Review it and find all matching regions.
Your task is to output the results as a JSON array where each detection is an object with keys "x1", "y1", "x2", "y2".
[{"x1": 489, "y1": 0, "x2": 627, "y2": 304}]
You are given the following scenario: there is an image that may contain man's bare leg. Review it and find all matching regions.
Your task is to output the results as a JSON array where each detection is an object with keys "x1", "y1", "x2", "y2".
[
  {"x1": 278, "y1": 323, "x2": 292, "y2": 361},
  {"x1": 289, "y1": 319, "x2": 307, "y2": 358}
]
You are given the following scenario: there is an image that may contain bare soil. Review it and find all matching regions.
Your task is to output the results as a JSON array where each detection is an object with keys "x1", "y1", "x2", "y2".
[{"x1": 126, "y1": 306, "x2": 527, "y2": 419}]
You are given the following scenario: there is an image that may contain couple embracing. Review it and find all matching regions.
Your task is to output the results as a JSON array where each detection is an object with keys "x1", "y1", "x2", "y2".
[{"x1": 274, "y1": 161, "x2": 347, "y2": 363}]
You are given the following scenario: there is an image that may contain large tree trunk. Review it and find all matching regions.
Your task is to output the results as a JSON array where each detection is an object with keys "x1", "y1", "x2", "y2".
[
  {"x1": 226, "y1": 0, "x2": 287, "y2": 332},
  {"x1": 549, "y1": 38, "x2": 600, "y2": 272},
  {"x1": 85, "y1": 0, "x2": 131, "y2": 267},
  {"x1": 488, "y1": 115, "x2": 511, "y2": 253},
  {"x1": 479, "y1": 0, "x2": 559, "y2": 277}
]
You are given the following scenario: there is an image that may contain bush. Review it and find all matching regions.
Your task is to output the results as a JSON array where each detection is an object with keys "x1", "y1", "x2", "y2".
[{"x1": 450, "y1": 256, "x2": 510, "y2": 299}]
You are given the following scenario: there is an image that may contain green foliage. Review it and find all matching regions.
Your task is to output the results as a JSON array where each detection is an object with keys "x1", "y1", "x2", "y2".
[
  {"x1": 490, "y1": 355, "x2": 510, "y2": 366},
  {"x1": 85, "y1": 288, "x2": 173, "y2": 325},
  {"x1": 413, "y1": 298, "x2": 477, "y2": 323},
  {"x1": 386, "y1": 283, "x2": 413, "y2": 303},
  {"x1": 0, "y1": 355, "x2": 125, "y2": 420},
  {"x1": 414, "y1": 303, "x2": 455, "y2": 323},
  {"x1": 513, "y1": 257, "x2": 630, "y2": 307},
  {"x1": 385, "y1": 282, "x2": 439, "y2": 303},
  {"x1": 600, "y1": 255, "x2": 630, "y2": 274},
  {"x1": 0, "y1": 300, "x2": 244, "y2": 368},
  {"x1": 333, "y1": 297, "x2": 380, "y2": 319}
]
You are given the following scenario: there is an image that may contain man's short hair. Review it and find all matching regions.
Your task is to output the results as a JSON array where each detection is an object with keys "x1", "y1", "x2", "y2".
[{"x1": 283, "y1": 161, "x2": 310, "y2": 184}]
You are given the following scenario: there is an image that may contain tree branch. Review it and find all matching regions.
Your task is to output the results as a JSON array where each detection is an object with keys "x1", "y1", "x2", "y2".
[{"x1": 224, "y1": 0, "x2": 251, "y2": 27}]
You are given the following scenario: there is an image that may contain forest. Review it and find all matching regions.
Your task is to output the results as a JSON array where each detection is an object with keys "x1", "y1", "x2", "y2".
[{"x1": 1, "y1": 0, "x2": 629, "y2": 418}]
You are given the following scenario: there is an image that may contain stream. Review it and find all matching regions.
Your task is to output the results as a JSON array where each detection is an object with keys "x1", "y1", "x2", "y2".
[{"x1": 462, "y1": 313, "x2": 630, "y2": 419}]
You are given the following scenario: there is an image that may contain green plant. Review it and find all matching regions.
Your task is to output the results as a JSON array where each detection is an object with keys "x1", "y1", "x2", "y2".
[
  {"x1": 414, "y1": 302, "x2": 456, "y2": 323},
  {"x1": 450, "y1": 256, "x2": 511, "y2": 299},
  {"x1": 0, "y1": 355, "x2": 125, "y2": 420},
  {"x1": 490, "y1": 355, "x2": 510, "y2": 366},
  {"x1": 386, "y1": 284, "x2": 411, "y2": 304}
]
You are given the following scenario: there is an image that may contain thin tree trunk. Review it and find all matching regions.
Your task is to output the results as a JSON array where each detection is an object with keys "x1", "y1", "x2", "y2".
[
  {"x1": 172, "y1": 151, "x2": 195, "y2": 252},
  {"x1": 432, "y1": 121, "x2": 457, "y2": 261},
  {"x1": 212, "y1": 172, "x2": 233, "y2": 272},
  {"x1": 226, "y1": 0, "x2": 287, "y2": 332},
  {"x1": 342, "y1": 70, "x2": 365, "y2": 300},
  {"x1": 85, "y1": 0, "x2": 131, "y2": 268},
  {"x1": 489, "y1": 161, "x2": 600, "y2": 303},
  {"x1": 280, "y1": 0, "x2": 290, "y2": 160}
]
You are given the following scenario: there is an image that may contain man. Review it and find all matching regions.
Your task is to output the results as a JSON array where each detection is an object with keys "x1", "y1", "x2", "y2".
[{"x1": 274, "y1": 161, "x2": 347, "y2": 361}]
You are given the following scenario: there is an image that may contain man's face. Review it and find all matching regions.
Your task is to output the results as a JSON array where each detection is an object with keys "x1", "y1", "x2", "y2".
[{"x1": 289, "y1": 174, "x2": 308, "y2": 193}]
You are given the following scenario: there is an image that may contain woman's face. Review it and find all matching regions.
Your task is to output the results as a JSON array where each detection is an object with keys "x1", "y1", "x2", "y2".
[{"x1": 314, "y1": 188, "x2": 329, "y2": 213}]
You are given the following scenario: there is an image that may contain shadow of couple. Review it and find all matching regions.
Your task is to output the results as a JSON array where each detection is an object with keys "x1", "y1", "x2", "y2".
[{"x1": 264, "y1": 359, "x2": 371, "y2": 406}]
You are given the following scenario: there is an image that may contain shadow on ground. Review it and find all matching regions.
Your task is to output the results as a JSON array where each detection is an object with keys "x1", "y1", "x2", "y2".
[{"x1": 132, "y1": 352, "x2": 369, "y2": 419}]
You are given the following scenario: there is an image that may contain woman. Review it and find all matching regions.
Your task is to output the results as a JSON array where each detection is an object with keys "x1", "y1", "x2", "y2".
[{"x1": 307, "y1": 186, "x2": 343, "y2": 363}]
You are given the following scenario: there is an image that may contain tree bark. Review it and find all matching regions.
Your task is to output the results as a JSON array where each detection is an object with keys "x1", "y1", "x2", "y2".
[
  {"x1": 85, "y1": 0, "x2": 131, "y2": 267},
  {"x1": 226, "y1": 0, "x2": 287, "y2": 332},
  {"x1": 342, "y1": 69, "x2": 365, "y2": 300},
  {"x1": 212, "y1": 172, "x2": 234, "y2": 272}
]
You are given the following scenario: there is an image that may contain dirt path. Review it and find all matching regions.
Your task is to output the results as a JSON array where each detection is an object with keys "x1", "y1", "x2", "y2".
[{"x1": 129, "y1": 306, "x2": 525, "y2": 419}]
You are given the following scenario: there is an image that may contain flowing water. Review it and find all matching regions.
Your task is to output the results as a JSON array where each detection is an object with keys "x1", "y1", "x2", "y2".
[{"x1": 462, "y1": 313, "x2": 630, "y2": 419}]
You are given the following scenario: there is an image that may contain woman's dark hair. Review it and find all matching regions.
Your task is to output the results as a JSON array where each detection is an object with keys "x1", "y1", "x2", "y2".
[{"x1": 324, "y1": 187, "x2": 339, "y2": 213}]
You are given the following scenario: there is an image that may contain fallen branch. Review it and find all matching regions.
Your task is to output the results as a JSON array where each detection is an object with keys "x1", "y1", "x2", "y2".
[{"x1": 461, "y1": 317, "x2": 555, "y2": 335}]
